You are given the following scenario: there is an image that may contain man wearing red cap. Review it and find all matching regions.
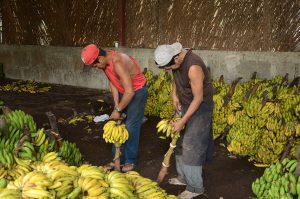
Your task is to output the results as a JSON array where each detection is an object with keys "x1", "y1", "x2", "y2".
[{"x1": 81, "y1": 44, "x2": 148, "y2": 172}]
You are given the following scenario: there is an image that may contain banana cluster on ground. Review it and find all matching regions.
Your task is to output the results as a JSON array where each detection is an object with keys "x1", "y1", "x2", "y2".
[{"x1": 252, "y1": 158, "x2": 299, "y2": 198}]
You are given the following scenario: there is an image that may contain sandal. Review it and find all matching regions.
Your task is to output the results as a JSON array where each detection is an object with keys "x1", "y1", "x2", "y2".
[{"x1": 121, "y1": 163, "x2": 136, "y2": 172}]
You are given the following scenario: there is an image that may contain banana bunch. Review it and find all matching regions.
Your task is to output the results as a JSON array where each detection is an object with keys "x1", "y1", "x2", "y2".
[
  {"x1": 105, "y1": 171, "x2": 135, "y2": 198},
  {"x1": 58, "y1": 140, "x2": 83, "y2": 166},
  {"x1": 78, "y1": 177, "x2": 108, "y2": 197},
  {"x1": 33, "y1": 160, "x2": 78, "y2": 198},
  {"x1": 250, "y1": 129, "x2": 286, "y2": 163},
  {"x1": 295, "y1": 103, "x2": 300, "y2": 117},
  {"x1": 0, "y1": 166, "x2": 7, "y2": 180},
  {"x1": 145, "y1": 71, "x2": 174, "y2": 118},
  {"x1": 103, "y1": 121, "x2": 129, "y2": 144},
  {"x1": 6, "y1": 125, "x2": 21, "y2": 146},
  {"x1": 156, "y1": 118, "x2": 181, "y2": 139},
  {"x1": 16, "y1": 140, "x2": 36, "y2": 161},
  {"x1": 77, "y1": 164, "x2": 106, "y2": 180},
  {"x1": 0, "y1": 140, "x2": 14, "y2": 169},
  {"x1": 252, "y1": 158, "x2": 299, "y2": 198},
  {"x1": 42, "y1": 151, "x2": 61, "y2": 163},
  {"x1": 0, "y1": 79, "x2": 51, "y2": 94},
  {"x1": 6, "y1": 171, "x2": 53, "y2": 198},
  {"x1": 156, "y1": 117, "x2": 182, "y2": 183},
  {"x1": 36, "y1": 139, "x2": 56, "y2": 161},
  {"x1": 126, "y1": 171, "x2": 174, "y2": 199},
  {"x1": 7, "y1": 157, "x2": 32, "y2": 180},
  {"x1": 34, "y1": 128, "x2": 47, "y2": 147},
  {"x1": 0, "y1": 189, "x2": 22, "y2": 198},
  {"x1": 6, "y1": 110, "x2": 37, "y2": 135}
]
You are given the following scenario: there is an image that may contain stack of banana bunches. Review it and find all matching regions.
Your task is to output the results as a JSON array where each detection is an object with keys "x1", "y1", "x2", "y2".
[{"x1": 0, "y1": 109, "x2": 178, "y2": 198}]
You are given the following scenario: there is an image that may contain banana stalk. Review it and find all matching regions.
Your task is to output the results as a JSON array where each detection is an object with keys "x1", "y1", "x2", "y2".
[
  {"x1": 114, "y1": 142, "x2": 121, "y2": 171},
  {"x1": 157, "y1": 133, "x2": 179, "y2": 184}
]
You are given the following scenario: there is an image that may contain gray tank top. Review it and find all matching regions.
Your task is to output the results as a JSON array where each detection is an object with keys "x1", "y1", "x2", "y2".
[{"x1": 173, "y1": 49, "x2": 213, "y2": 105}]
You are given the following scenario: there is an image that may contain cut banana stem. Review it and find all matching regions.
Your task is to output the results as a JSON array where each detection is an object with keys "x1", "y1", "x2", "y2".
[
  {"x1": 114, "y1": 142, "x2": 121, "y2": 171},
  {"x1": 157, "y1": 135, "x2": 179, "y2": 184}
]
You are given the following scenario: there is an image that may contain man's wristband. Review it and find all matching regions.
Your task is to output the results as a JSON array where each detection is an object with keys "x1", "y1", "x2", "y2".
[{"x1": 114, "y1": 107, "x2": 121, "y2": 113}]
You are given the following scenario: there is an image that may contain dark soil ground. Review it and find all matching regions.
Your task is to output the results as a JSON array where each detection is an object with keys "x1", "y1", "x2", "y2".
[{"x1": 0, "y1": 79, "x2": 264, "y2": 199}]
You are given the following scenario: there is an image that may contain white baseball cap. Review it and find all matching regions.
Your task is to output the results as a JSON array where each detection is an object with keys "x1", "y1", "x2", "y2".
[{"x1": 154, "y1": 42, "x2": 182, "y2": 67}]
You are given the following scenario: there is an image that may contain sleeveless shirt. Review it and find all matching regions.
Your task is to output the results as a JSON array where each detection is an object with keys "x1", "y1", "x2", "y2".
[
  {"x1": 173, "y1": 49, "x2": 213, "y2": 105},
  {"x1": 104, "y1": 50, "x2": 146, "y2": 94}
]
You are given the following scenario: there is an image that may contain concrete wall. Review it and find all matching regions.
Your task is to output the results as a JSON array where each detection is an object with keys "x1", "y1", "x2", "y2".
[{"x1": 0, "y1": 45, "x2": 299, "y2": 90}]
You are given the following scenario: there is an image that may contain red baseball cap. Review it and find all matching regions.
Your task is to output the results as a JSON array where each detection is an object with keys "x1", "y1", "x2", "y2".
[{"x1": 81, "y1": 44, "x2": 99, "y2": 71}]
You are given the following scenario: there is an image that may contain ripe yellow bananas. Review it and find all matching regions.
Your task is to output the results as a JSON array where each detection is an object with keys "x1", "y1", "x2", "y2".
[{"x1": 103, "y1": 121, "x2": 129, "y2": 144}]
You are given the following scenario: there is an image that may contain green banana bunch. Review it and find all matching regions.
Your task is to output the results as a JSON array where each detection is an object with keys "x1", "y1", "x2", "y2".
[
  {"x1": 6, "y1": 110, "x2": 37, "y2": 135},
  {"x1": 252, "y1": 159, "x2": 299, "y2": 198},
  {"x1": 17, "y1": 141, "x2": 36, "y2": 161},
  {"x1": 58, "y1": 141, "x2": 83, "y2": 166}
]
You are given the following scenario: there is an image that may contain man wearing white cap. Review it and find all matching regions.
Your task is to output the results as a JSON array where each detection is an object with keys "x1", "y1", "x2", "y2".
[{"x1": 154, "y1": 42, "x2": 214, "y2": 199}]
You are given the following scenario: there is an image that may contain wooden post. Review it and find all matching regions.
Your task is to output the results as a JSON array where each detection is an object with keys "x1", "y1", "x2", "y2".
[{"x1": 117, "y1": 0, "x2": 126, "y2": 46}]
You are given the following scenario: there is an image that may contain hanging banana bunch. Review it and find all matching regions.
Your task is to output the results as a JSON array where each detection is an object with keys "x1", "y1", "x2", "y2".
[{"x1": 102, "y1": 120, "x2": 129, "y2": 171}]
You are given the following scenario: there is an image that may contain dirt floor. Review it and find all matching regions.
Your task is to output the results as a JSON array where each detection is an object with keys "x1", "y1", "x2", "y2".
[{"x1": 0, "y1": 79, "x2": 264, "y2": 199}]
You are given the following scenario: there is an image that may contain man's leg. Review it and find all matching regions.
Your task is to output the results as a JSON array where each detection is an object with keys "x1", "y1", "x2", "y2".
[
  {"x1": 123, "y1": 87, "x2": 148, "y2": 165},
  {"x1": 169, "y1": 155, "x2": 187, "y2": 185},
  {"x1": 182, "y1": 164, "x2": 204, "y2": 193},
  {"x1": 178, "y1": 164, "x2": 205, "y2": 199}
]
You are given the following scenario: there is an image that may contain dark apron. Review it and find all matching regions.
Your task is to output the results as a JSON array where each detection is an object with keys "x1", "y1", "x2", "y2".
[{"x1": 174, "y1": 101, "x2": 214, "y2": 166}]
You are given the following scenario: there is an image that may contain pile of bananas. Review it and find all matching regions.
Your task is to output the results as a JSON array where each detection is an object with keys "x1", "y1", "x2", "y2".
[
  {"x1": 144, "y1": 70, "x2": 174, "y2": 118},
  {"x1": 224, "y1": 76, "x2": 300, "y2": 164},
  {"x1": 0, "y1": 108, "x2": 178, "y2": 198},
  {"x1": 0, "y1": 80, "x2": 51, "y2": 93},
  {"x1": 0, "y1": 108, "x2": 84, "y2": 169},
  {"x1": 252, "y1": 158, "x2": 299, "y2": 198},
  {"x1": 103, "y1": 120, "x2": 129, "y2": 144},
  {"x1": 145, "y1": 70, "x2": 300, "y2": 165},
  {"x1": 0, "y1": 151, "x2": 178, "y2": 198}
]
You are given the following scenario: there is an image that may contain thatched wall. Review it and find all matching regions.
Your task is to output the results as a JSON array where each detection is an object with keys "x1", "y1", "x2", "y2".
[{"x1": 2, "y1": 0, "x2": 300, "y2": 51}]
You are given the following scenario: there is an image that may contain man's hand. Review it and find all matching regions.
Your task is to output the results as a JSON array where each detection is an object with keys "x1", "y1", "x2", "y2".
[
  {"x1": 172, "y1": 119, "x2": 185, "y2": 133},
  {"x1": 110, "y1": 111, "x2": 121, "y2": 120}
]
